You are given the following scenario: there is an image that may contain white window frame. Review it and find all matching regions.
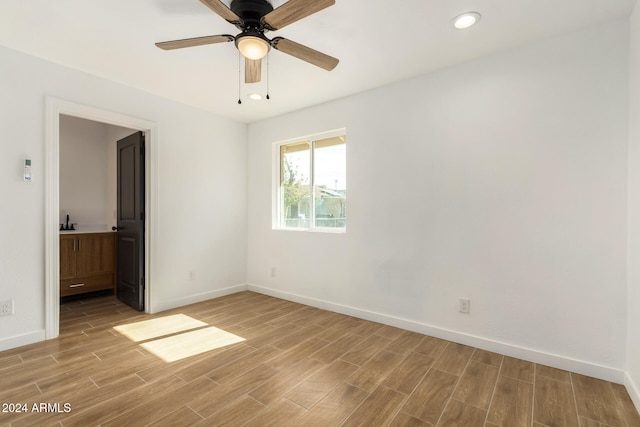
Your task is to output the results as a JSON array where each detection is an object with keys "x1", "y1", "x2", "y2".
[{"x1": 272, "y1": 128, "x2": 346, "y2": 233}]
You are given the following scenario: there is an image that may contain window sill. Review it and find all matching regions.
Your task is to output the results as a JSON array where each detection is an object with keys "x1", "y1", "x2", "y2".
[{"x1": 272, "y1": 227, "x2": 346, "y2": 234}]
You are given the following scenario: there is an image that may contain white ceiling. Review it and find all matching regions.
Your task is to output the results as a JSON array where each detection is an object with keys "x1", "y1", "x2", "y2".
[{"x1": 0, "y1": 0, "x2": 636, "y2": 123}]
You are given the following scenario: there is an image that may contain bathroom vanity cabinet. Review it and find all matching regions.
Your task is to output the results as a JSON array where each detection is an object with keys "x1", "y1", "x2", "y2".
[{"x1": 60, "y1": 232, "x2": 116, "y2": 297}]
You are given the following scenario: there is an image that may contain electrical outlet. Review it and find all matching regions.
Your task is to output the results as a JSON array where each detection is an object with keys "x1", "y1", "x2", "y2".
[
  {"x1": 459, "y1": 298, "x2": 470, "y2": 314},
  {"x1": 270, "y1": 267, "x2": 277, "y2": 278},
  {"x1": 0, "y1": 300, "x2": 14, "y2": 316},
  {"x1": 188, "y1": 271, "x2": 196, "y2": 281}
]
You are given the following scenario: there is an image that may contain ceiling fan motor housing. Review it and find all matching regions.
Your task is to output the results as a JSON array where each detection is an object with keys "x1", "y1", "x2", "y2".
[{"x1": 230, "y1": 0, "x2": 274, "y2": 27}]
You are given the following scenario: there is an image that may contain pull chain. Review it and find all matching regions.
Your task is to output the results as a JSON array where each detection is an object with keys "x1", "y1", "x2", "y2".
[
  {"x1": 237, "y1": 52, "x2": 242, "y2": 104},
  {"x1": 266, "y1": 52, "x2": 270, "y2": 100}
]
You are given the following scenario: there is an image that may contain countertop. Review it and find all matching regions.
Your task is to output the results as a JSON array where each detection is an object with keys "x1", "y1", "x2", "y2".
[{"x1": 59, "y1": 227, "x2": 115, "y2": 234}]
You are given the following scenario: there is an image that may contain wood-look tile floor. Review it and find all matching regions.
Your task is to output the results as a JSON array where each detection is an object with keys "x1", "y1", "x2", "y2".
[{"x1": 1, "y1": 291, "x2": 639, "y2": 426}]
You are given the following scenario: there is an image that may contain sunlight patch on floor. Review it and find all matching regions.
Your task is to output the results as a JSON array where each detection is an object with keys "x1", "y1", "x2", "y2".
[
  {"x1": 113, "y1": 314, "x2": 246, "y2": 362},
  {"x1": 114, "y1": 314, "x2": 207, "y2": 342},
  {"x1": 139, "y1": 326, "x2": 245, "y2": 362}
]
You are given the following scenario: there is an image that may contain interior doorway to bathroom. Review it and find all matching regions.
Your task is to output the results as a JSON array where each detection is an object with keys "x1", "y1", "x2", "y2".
[
  {"x1": 59, "y1": 117, "x2": 146, "y2": 311},
  {"x1": 45, "y1": 97, "x2": 156, "y2": 339}
]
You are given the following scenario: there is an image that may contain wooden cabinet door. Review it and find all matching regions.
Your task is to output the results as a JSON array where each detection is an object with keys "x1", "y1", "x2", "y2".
[
  {"x1": 59, "y1": 235, "x2": 77, "y2": 280},
  {"x1": 76, "y1": 234, "x2": 115, "y2": 278}
]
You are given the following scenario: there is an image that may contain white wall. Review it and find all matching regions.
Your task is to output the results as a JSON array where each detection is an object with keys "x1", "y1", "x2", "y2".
[
  {"x1": 0, "y1": 45, "x2": 247, "y2": 349},
  {"x1": 627, "y1": 1, "x2": 640, "y2": 410},
  {"x1": 247, "y1": 20, "x2": 630, "y2": 381},
  {"x1": 60, "y1": 115, "x2": 110, "y2": 230},
  {"x1": 59, "y1": 115, "x2": 138, "y2": 231}
]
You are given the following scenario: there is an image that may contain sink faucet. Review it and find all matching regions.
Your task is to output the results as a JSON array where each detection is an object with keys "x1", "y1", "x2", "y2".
[{"x1": 60, "y1": 215, "x2": 75, "y2": 231}]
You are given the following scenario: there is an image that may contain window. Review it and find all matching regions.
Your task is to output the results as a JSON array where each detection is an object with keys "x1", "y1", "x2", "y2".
[{"x1": 276, "y1": 131, "x2": 346, "y2": 231}]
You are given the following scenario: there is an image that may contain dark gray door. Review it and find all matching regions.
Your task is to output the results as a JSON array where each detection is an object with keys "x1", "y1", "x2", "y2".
[{"x1": 116, "y1": 131, "x2": 145, "y2": 311}]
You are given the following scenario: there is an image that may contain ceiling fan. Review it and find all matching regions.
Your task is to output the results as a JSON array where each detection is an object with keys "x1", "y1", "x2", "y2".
[{"x1": 156, "y1": 0, "x2": 339, "y2": 84}]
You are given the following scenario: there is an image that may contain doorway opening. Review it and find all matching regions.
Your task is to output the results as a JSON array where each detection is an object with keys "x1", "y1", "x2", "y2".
[{"x1": 45, "y1": 97, "x2": 157, "y2": 339}]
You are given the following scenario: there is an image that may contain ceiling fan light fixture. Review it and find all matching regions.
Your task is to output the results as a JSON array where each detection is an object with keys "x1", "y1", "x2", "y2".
[
  {"x1": 452, "y1": 12, "x2": 481, "y2": 30},
  {"x1": 237, "y1": 35, "x2": 270, "y2": 60}
]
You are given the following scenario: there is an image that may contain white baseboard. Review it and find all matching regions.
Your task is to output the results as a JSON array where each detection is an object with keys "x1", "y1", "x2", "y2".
[
  {"x1": 625, "y1": 373, "x2": 640, "y2": 414},
  {"x1": 247, "y1": 283, "x2": 626, "y2": 384},
  {"x1": 0, "y1": 330, "x2": 46, "y2": 352},
  {"x1": 150, "y1": 284, "x2": 248, "y2": 313}
]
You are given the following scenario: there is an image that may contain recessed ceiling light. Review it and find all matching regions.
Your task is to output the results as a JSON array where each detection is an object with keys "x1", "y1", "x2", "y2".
[
  {"x1": 452, "y1": 12, "x2": 481, "y2": 30},
  {"x1": 248, "y1": 93, "x2": 263, "y2": 101}
]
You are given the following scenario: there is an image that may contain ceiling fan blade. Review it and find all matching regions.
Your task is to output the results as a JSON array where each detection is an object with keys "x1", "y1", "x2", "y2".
[
  {"x1": 155, "y1": 34, "x2": 234, "y2": 50},
  {"x1": 198, "y1": 0, "x2": 242, "y2": 24},
  {"x1": 262, "y1": 0, "x2": 334, "y2": 30},
  {"x1": 272, "y1": 37, "x2": 339, "y2": 71},
  {"x1": 245, "y1": 58, "x2": 262, "y2": 83}
]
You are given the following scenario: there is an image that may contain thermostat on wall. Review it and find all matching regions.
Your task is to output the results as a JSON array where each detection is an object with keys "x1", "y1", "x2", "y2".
[{"x1": 24, "y1": 159, "x2": 31, "y2": 182}]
